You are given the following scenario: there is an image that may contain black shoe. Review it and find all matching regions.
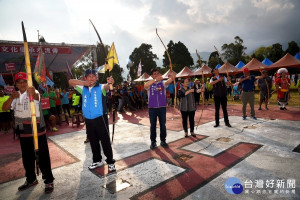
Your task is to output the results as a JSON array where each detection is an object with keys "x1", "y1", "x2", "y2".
[
  {"x1": 280, "y1": 107, "x2": 284, "y2": 110},
  {"x1": 18, "y1": 180, "x2": 38, "y2": 191},
  {"x1": 225, "y1": 123, "x2": 232, "y2": 127},
  {"x1": 160, "y1": 141, "x2": 169, "y2": 148},
  {"x1": 191, "y1": 133, "x2": 197, "y2": 137},
  {"x1": 214, "y1": 124, "x2": 219, "y2": 128},
  {"x1": 258, "y1": 107, "x2": 262, "y2": 110},
  {"x1": 184, "y1": 133, "x2": 188, "y2": 138},
  {"x1": 150, "y1": 142, "x2": 157, "y2": 150},
  {"x1": 45, "y1": 183, "x2": 54, "y2": 194},
  {"x1": 283, "y1": 107, "x2": 287, "y2": 110}
]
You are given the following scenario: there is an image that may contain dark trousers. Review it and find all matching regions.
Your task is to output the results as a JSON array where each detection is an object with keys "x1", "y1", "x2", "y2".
[
  {"x1": 170, "y1": 93, "x2": 174, "y2": 105},
  {"x1": 62, "y1": 104, "x2": 71, "y2": 116},
  {"x1": 85, "y1": 115, "x2": 115, "y2": 164},
  {"x1": 214, "y1": 96, "x2": 229, "y2": 125},
  {"x1": 19, "y1": 134, "x2": 54, "y2": 184},
  {"x1": 180, "y1": 111, "x2": 195, "y2": 133},
  {"x1": 194, "y1": 93, "x2": 200, "y2": 105},
  {"x1": 149, "y1": 107, "x2": 166, "y2": 143}
]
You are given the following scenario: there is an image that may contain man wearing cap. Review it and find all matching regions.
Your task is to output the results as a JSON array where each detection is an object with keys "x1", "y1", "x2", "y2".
[
  {"x1": 238, "y1": 68, "x2": 262, "y2": 120},
  {"x1": 209, "y1": 68, "x2": 231, "y2": 127},
  {"x1": 144, "y1": 68, "x2": 176, "y2": 149},
  {"x1": 2, "y1": 72, "x2": 55, "y2": 193},
  {"x1": 258, "y1": 70, "x2": 272, "y2": 110},
  {"x1": 69, "y1": 69, "x2": 116, "y2": 172}
]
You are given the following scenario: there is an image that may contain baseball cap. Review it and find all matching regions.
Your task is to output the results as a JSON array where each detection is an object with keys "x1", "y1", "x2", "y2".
[
  {"x1": 15, "y1": 72, "x2": 27, "y2": 81},
  {"x1": 85, "y1": 69, "x2": 97, "y2": 77},
  {"x1": 243, "y1": 68, "x2": 249, "y2": 73}
]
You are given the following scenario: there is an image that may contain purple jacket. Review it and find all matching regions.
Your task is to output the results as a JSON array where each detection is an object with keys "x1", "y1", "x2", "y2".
[{"x1": 147, "y1": 81, "x2": 167, "y2": 108}]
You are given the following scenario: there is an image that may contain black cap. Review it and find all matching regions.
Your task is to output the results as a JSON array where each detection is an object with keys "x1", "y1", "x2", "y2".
[{"x1": 85, "y1": 69, "x2": 97, "y2": 77}]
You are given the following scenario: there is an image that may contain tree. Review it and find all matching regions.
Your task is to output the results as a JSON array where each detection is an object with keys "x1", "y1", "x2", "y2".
[
  {"x1": 162, "y1": 41, "x2": 194, "y2": 72},
  {"x1": 128, "y1": 43, "x2": 158, "y2": 80},
  {"x1": 252, "y1": 46, "x2": 273, "y2": 62},
  {"x1": 269, "y1": 43, "x2": 285, "y2": 63},
  {"x1": 285, "y1": 41, "x2": 299, "y2": 56},
  {"x1": 221, "y1": 36, "x2": 247, "y2": 65},
  {"x1": 208, "y1": 51, "x2": 223, "y2": 69}
]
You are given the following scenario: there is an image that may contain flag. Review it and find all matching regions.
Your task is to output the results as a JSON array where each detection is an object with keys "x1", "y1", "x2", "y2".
[
  {"x1": 0, "y1": 74, "x2": 6, "y2": 86},
  {"x1": 127, "y1": 73, "x2": 132, "y2": 83},
  {"x1": 98, "y1": 65, "x2": 106, "y2": 74},
  {"x1": 33, "y1": 50, "x2": 47, "y2": 84},
  {"x1": 46, "y1": 76, "x2": 54, "y2": 87},
  {"x1": 137, "y1": 59, "x2": 142, "y2": 76},
  {"x1": 66, "y1": 61, "x2": 73, "y2": 80},
  {"x1": 106, "y1": 42, "x2": 119, "y2": 71}
]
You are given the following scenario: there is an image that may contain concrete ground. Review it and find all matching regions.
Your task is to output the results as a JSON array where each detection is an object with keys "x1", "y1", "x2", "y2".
[{"x1": 0, "y1": 116, "x2": 299, "y2": 200}]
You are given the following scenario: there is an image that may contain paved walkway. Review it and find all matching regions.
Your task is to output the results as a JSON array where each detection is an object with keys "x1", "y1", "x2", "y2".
[{"x1": 0, "y1": 106, "x2": 299, "y2": 199}]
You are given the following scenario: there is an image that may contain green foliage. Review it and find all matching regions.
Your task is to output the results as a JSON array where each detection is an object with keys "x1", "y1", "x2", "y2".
[
  {"x1": 208, "y1": 51, "x2": 223, "y2": 69},
  {"x1": 285, "y1": 41, "x2": 299, "y2": 56},
  {"x1": 128, "y1": 43, "x2": 158, "y2": 80},
  {"x1": 221, "y1": 36, "x2": 247, "y2": 65},
  {"x1": 162, "y1": 40, "x2": 194, "y2": 72},
  {"x1": 269, "y1": 43, "x2": 285, "y2": 62}
]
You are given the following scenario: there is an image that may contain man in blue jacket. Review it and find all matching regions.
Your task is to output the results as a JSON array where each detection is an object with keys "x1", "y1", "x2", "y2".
[{"x1": 69, "y1": 69, "x2": 115, "y2": 172}]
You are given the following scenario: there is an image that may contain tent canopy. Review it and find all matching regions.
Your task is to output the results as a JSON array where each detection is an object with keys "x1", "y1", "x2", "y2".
[
  {"x1": 295, "y1": 53, "x2": 300, "y2": 60},
  {"x1": 0, "y1": 40, "x2": 93, "y2": 73},
  {"x1": 134, "y1": 72, "x2": 150, "y2": 82},
  {"x1": 262, "y1": 57, "x2": 273, "y2": 66},
  {"x1": 236, "y1": 58, "x2": 268, "y2": 74},
  {"x1": 218, "y1": 62, "x2": 238, "y2": 75},
  {"x1": 162, "y1": 69, "x2": 177, "y2": 79},
  {"x1": 271, "y1": 53, "x2": 300, "y2": 69},
  {"x1": 176, "y1": 66, "x2": 194, "y2": 78},
  {"x1": 194, "y1": 64, "x2": 212, "y2": 76},
  {"x1": 215, "y1": 64, "x2": 221, "y2": 69},
  {"x1": 235, "y1": 61, "x2": 245, "y2": 69}
]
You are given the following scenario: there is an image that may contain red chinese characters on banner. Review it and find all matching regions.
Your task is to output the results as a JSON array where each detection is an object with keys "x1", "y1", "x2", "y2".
[
  {"x1": 4, "y1": 86, "x2": 15, "y2": 94},
  {"x1": 5, "y1": 63, "x2": 16, "y2": 71},
  {"x1": 41, "y1": 98, "x2": 50, "y2": 109},
  {"x1": 0, "y1": 45, "x2": 72, "y2": 54}
]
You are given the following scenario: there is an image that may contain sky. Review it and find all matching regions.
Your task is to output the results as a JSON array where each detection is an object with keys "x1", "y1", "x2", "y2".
[{"x1": 0, "y1": 0, "x2": 300, "y2": 74}]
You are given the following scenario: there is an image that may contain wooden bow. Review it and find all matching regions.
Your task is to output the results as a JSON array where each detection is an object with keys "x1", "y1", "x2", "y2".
[
  {"x1": 89, "y1": 19, "x2": 116, "y2": 143},
  {"x1": 156, "y1": 28, "x2": 176, "y2": 119},
  {"x1": 195, "y1": 50, "x2": 205, "y2": 129},
  {"x1": 22, "y1": 21, "x2": 40, "y2": 175}
]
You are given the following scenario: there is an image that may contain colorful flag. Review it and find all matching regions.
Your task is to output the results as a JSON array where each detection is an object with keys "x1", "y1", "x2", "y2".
[
  {"x1": 106, "y1": 42, "x2": 119, "y2": 71},
  {"x1": 137, "y1": 59, "x2": 142, "y2": 77},
  {"x1": 0, "y1": 74, "x2": 6, "y2": 86},
  {"x1": 33, "y1": 50, "x2": 47, "y2": 84},
  {"x1": 46, "y1": 76, "x2": 54, "y2": 87},
  {"x1": 66, "y1": 61, "x2": 73, "y2": 80}
]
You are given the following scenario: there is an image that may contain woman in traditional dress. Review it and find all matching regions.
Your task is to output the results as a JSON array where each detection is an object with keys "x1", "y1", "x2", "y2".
[{"x1": 275, "y1": 68, "x2": 290, "y2": 110}]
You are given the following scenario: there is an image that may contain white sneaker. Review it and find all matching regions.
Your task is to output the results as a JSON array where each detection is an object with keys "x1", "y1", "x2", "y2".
[
  {"x1": 108, "y1": 164, "x2": 116, "y2": 172},
  {"x1": 88, "y1": 161, "x2": 104, "y2": 169}
]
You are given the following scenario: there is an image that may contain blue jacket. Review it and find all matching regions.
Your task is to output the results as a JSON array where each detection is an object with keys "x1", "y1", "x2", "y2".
[{"x1": 82, "y1": 83, "x2": 103, "y2": 119}]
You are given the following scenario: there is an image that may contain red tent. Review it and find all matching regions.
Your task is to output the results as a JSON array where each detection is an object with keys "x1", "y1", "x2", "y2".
[
  {"x1": 236, "y1": 58, "x2": 268, "y2": 74},
  {"x1": 218, "y1": 62, "x2": 238, "y2": 75},
  {"x1": 176, "y1": 66, "x2": 194, "y2": 78},
  {"x1": 134, "y1": 72, "x2": 150, "y2": 82},
  {"x1": 270, "y1": 53, "x2": 300, "y2": 69},
  {"x1": 162, "y1": 69, "x2": 177, "y2": 79},
  {"x1": 194, "y1": 65, "x2": 212, "y2": 76}
]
